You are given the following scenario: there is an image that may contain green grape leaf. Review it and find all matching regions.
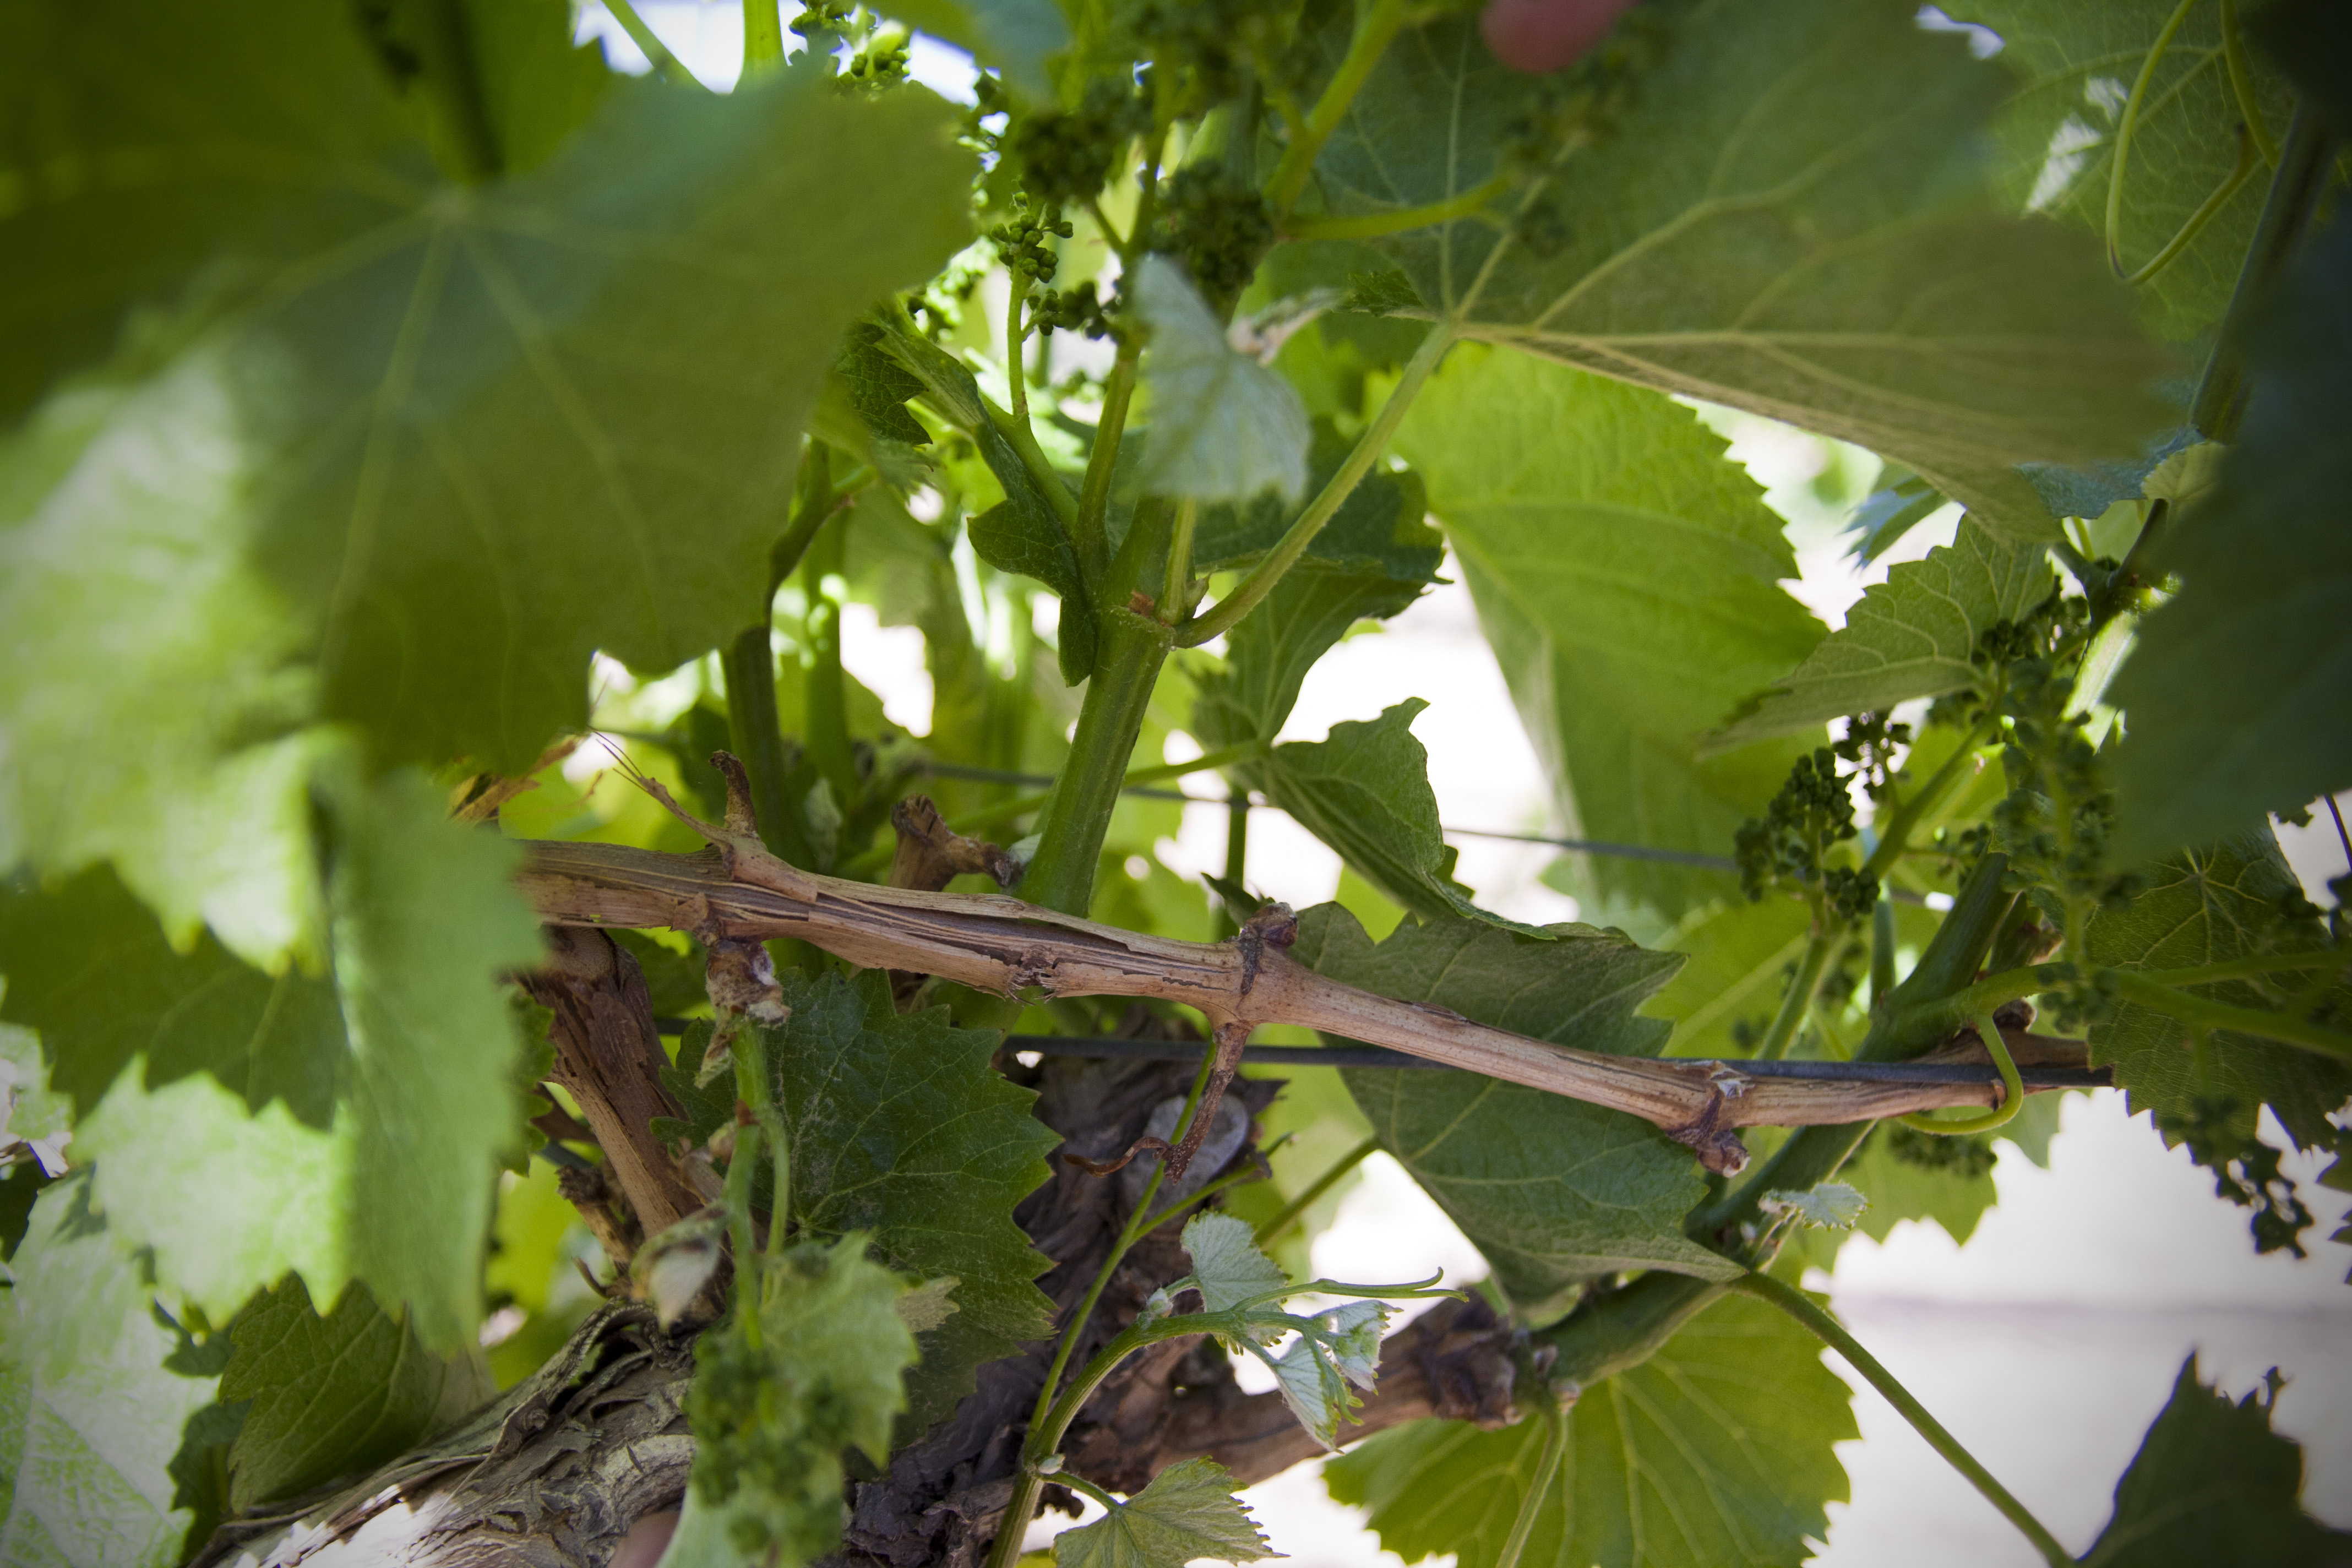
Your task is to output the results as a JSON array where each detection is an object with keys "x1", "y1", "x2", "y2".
[
  {"x1": 2082, "y1": 1356, "x2": 2352, "y2": 1566},
  {"x1": 837, "y1": 322, "x2": 935, "y2": 448},
  {"x1": 1177, "y1": 1212, "x2": 1289, "y2": 1316},
  {"x1": 326, "y1": 769, "x2": 545, "y2": 1349},
  {"x1": 1710, "y1": 518, "x2": 2056, "y2": 749},
  {"x1": 884, "y1": 0, "x2": 1068, "y2": 100},
  {"x1": 6, "y1": 4, "x2": 977, "y2": 772},
  {"x1": 1643, "y1": 896, "x2": 1815, "y2": 1060},
  {"x1": 0, "y1": 1175, "x2": 219, "y2": 1568},
  {"x1": 0, "y1": 865, "x2": 347, "y2": 1129},
  {"x1": 674, "y1": 1235, "x2": 920, "y2": 1566},
  {"x1": 1188, "y1": 421, "x2": 1434, "y2": 576},
  {"x1": 1054, "y1": 1456, "x2": 1277, "y2": 1568},
  {"x1": 880, "y1": 326, "x2": 1097, "y2": 683},
  {"x1": 441, "y1": 0, "x2": 618, "y2": 175},
  {"x1": 1945, "y1": 1, "x2": 2295, "y2": 344},
  {"x1": 1186, "y1": 556, "x2": 1430, "y2": 753},
  {"x1": 1391, "y1": 345, "x2": 1823, "y2": 919},
  {"x1": 662, "y1": 971, "x2": 1060, "y2": 1431},
  {"x1": 1316, "y1": 2, "x2": 2171, "y2": 540},
  {"x1": 217, "y1": 1275, "x2": 473, "y2": 1513},
  {"x1": 32, "y1": 775, "x2": 541, "y2": 1344},
  {"x1": 2086, "y1": 830, "x2": 2350, "y2": 1152},
  {"x1": 2109, "y1": 216, "x2": 2352, "y2": 862},
  {"x1": 0, "y1": 364, "x2": 331, "y2": 971},
  {"x1": 0, "y1": 1017, "x2": 72, "y2": 1178},
  {"x1": 1293, "y1": 904, "x2": 1744, "y2": 1319},
  {"x1": 1133, "y1": 257, "x2": 1311, "y2": 505},
  {"x1": 1257, "y1": 701, "x2": 1542, "y2": 933},
  {"x1": 1327, "y1": 1291, "x2": 1854, "y2": 1568}
]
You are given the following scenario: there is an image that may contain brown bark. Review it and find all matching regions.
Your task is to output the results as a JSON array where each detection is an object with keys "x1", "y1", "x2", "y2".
[
  {"x1": 519, "y1": 837, "x2": 2078, "y2": 1167},
  {"x1": 520, "y1": 925, "x2": 701, "y2": 1246}
]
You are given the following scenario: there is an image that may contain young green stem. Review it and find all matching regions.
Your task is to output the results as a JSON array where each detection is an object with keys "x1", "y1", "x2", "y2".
[
  {"x1": 1021, "y1": 607, "x2": 1176, "y2": 916},
  {"x1": 802, "y1": 515, "x2": 857, "y2": 829},
  {"x1": 1755, "y1": 933, "x2": 1839, "y2": 1062},
  {"x1": 602, "y1": 0, "x2": 704, "y2": 87},
  {"x1": 1178, "y1": 322, "x2": 1452, "y2": 647},
  {"x1": 1217, "y1": 791, "x2": 1250, "y2": 940},
  {"x1": 722, "y1": 1110, "x2": 765, "y2": 1332},
  {"x1": 2106, "y1": 0, "x2": 2200, "y2": 276},
  {"x1": 1006, "y1": 275, "x2": 1033, "y2": 428},
  {"x1": 989, "y1": 1050, "x2": 1221, "y2": 1568},
  {"x1": 1494, "y1": 1396, "x2": 1567, "y2": 1568},
  {"x1": 1073, "y1": 342, "x2": 1142, "y2": 590},
  {"x1": 1870, "y1": 897, "x2": 1897, "y2": 1004},
  {"x1": 2193, "y1": 106, "x2": 2340, "y2": 440},
  {"x1": 2218, "y1": 0, "x2": 2280, "y2": 165},
  {"x1": 1160, "y1": 498, "x2": 1198, "y2": 623},
  {"x1": 1860, "y1": 725, "x2": 1988, "y2": 880},
  {"x1": 1256, "y1": 1135, "x2": 1379, "y2": 1245},
  {"x1": 2109, "y1": 971, "x2": 2352, "y2": 1061},
  {"x1": 1899, "y1": 1012, "x2": 2024, "y2": 1135},
  {"x1": 1729, "y1": 1273, "x2": 2075, "y2": 1568},
  {"x1": 1283, "y1": 175, "x2": 1512, "y2": 241},
  {"x1": 739, "y1": 0, "x2": 785, "y2": 74},
  {"x1": 2121, "y1": 124, "x2": 2259, "y2": 287},
  {"x1": 721, "y1": 627, "x2": 816, "y2": 867},
  {"x1": 1264, "y1": 0, "x2": 1407, "y2": 216},
  {"x1": 733, "y1": 1026, "x2": 791, "y2": 1251}
]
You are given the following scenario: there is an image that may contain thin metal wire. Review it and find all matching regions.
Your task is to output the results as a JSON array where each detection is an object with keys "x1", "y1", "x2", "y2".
[
  {"x1": 911, "y1": 760, "x2": 1938, "y2": 901},
  {"x1": 998, "y1": 1033, "x2": 2110, "y2": 1089}
]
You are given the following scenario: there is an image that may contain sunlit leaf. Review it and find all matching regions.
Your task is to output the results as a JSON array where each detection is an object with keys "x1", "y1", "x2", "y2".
[
  {"x1": 0, "y1": 1176, "x2": 217, "y2": 1568},
  {"x1": 1327, "y1": 1291, "x2": 1853, "y2": 1568},
  {"x1": 1393, "y1": 345, "x2": 1822, "y2": 918},
  {"x1": 1134, "y1": 257, "x2": 1311, "y2": 506},
  {"x1": 1315, "y1": 1, "x2": 2171, "y2": 539}
]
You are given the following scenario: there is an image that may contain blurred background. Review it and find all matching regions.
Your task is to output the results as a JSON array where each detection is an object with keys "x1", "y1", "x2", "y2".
[{"x1": 493, "y1": 7, "x2": 2352, "y2": 1563}]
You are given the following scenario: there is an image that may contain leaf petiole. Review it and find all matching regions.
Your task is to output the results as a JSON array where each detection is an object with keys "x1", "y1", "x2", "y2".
[
  {"x1": 1729, "y1": 1272, "x2": 2074, "y2": 1567},
  {"x1": 1178, "y1": 320, "x2": 1454, "y2": 647},
  {"x1": 1282, "y1": 176, "x2": 1513, "y2": 242},
  {"x1": 1255, "y1": 1135, "x2": 1379, "y2": 1245},
  {"x1": 1264, "y1": 0, "x2": 1409, "y2": 217}
]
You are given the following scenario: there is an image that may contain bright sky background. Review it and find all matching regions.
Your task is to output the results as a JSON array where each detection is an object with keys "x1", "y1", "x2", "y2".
[{"x1": 577, "y1": 8, "x2": 2352, "y2": 1561}]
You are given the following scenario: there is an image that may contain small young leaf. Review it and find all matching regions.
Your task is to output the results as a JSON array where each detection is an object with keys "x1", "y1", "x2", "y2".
[
  {"x1": 2082, "y1": 1355, "x2": 2352, "y2": 1566},
  {"x1": 1257, "y1": 1332, "x2": 1356, "y2": 1452},
  {"x1": 1178, "y1": 1211, "x2": 1290, "y2": 1317},
  {"x1": 1760, "y1": 1182, "x2": 1868, "y2": 1231},
  {"x1": 1133, "y1": 256, "x2": 1311, "y2": 505},
  {"x1": 219, "y1": 1275, "x2": 475, "y2": 1512},
  {"x1": 1052, "y1": 1456, "x2": 1279, "y2": 1568},
  {"x1": 635, "y1": 1211, "x2": 726, "y2": 1330},
  {"x1": 678, "y1": 1235, "x2": 919, "y2": 1565}
]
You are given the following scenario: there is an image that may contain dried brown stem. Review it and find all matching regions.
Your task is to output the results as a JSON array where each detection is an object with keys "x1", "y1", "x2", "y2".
[
  {"x1": 519, "y1": 839, "x2": 2071, "y2": 1170},
  {"x1": 889, "y1": 794, "x2": 1020, "y2": 892},
  {"x1": 520, "y1": 925, "x2": 703, "y2": 1243}
]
